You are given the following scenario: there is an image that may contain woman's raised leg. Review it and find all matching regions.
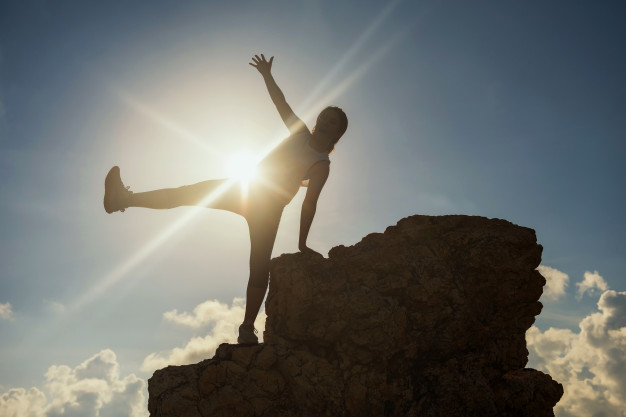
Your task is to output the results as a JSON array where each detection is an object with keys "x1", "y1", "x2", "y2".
[
  {"x1": 104, "y1": 166, "x2": 244, "y2": 215},
  {"x1": 130, "y1": 179, "x2": 241, "y2": 211}
]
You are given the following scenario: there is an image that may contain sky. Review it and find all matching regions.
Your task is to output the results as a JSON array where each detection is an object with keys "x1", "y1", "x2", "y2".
[{"x1": 0, "y1": 0, "x2": 624, "y2": 416}]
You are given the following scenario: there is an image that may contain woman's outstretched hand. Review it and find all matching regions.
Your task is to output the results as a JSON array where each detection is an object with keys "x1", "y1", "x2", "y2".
[{"x1": 249, "y1": 54, "x2": 274, "y2": 77}]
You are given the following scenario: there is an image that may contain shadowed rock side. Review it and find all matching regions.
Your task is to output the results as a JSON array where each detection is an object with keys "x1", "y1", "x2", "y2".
[{"x1": 148, "y1": 215, "x2": 563, "y2": 417}]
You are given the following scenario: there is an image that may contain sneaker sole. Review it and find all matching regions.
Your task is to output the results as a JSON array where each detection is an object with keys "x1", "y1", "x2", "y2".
[{"x1": 104, "y1": 166, "x2": 121, "y2": 214}]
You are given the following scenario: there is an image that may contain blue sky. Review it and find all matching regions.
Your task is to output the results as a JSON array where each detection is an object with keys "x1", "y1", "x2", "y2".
[{"x1": 1, "y1": 1, "x2": 625, "y2": 416}]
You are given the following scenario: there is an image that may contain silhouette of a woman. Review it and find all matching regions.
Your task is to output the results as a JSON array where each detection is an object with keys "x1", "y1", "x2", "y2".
[{"x1": 103, "y1": 54, "x2": 348, "y2": 344}]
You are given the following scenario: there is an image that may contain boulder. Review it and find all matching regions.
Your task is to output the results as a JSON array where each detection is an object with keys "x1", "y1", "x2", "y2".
[{"x1": 148, "y1": 215, "x2": 563, "y2": 416}]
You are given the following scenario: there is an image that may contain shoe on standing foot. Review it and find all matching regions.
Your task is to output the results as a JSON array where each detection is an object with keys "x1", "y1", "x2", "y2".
[{"x1": 237, "y1": 322, "x2": 258, "y2": 344}]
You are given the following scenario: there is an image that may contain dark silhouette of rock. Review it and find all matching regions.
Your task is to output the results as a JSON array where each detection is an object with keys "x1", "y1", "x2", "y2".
[{"x1": 148, "y1": 215, "x2": 563, "y2": 416}]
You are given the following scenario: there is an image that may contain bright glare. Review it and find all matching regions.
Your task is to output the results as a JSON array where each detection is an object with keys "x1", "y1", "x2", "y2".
[{"x1": 224, "y1": 151, "x2": 259, "y2": 182}]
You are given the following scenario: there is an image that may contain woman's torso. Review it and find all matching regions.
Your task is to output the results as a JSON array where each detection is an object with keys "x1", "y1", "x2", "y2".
[{"x1": 255, "y1": 130, "x2": 330, "y2": 205}]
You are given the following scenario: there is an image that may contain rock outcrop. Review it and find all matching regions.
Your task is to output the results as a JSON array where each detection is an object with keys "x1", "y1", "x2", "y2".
[{"x1": 148, "y1": 215, "x2": 563, "y2": 416}]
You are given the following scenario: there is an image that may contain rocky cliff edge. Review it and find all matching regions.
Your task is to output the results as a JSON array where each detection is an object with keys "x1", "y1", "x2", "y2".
[{"x1": 148, "y1": 215, "x2": 563, "y2": 416}]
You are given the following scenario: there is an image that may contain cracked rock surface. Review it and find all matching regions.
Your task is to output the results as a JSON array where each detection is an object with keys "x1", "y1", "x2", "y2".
[{"x1": 148, "y1": 215, "x2": 563, "y2": 416}]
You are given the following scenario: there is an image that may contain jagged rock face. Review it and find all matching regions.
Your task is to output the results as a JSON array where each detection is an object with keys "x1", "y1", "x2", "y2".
[{"x1": 148, "y1": 215, "x2": 563, "y2": 417}]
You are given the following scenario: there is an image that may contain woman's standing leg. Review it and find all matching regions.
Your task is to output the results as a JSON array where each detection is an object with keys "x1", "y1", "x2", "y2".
[
  {"x1": 238, "y1": 203, "x2": 284, "y2": 344},
  {"x1": 105, "y1": 166, "x2": 282, "y2": 344}
]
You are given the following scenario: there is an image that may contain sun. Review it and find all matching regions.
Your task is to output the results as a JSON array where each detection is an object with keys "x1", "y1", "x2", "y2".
[{"x1": 224, "y1": 151, "x2": 259, "y2": 182}]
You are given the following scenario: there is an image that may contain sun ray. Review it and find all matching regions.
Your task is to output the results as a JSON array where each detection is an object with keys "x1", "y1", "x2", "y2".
[
  {"x1": 70, "y1": 178, "x2": 243, "y2": 312},
  {"x1": 298, "y1": 0, "x2": 403, "y2": 110},
  {"x1": 115, "y1": 90, "x2": 221, "y2": 157},
  {"x1": 293, "y1": 0, "x2": 421, "y2": 137},
  {"x1": 308, "y1": 24, "x2": 412, "y2": 112}
]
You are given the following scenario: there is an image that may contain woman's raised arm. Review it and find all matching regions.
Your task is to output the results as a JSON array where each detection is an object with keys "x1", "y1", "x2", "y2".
[{"x1": 250, "y1": 54, "x2": 308, "y2": 134}]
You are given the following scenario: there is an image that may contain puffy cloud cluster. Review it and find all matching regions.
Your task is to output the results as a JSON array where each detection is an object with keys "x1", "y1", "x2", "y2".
[
  {"x1": 575, "y1": 270, "x2": 609, "y2": 300},
  {"x1": 527, "y1": 290, "x2": 626, "y2": 417},
  {"x1": 0, "y1": 302, "x2": 14, "y2": 320},
  {"x1": 537, "y1": 265, "x2": 570, "y2": 300},
  {"x1": 0, "y1": 350, "x2": 147, "y2": 417},
  {"x1": 141, "y1": 298, "x2": 266, "y2": 373}
]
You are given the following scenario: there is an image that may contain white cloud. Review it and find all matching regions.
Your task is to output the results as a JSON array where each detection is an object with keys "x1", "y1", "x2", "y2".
[
  {"x1": 575, "y1": 270, "x2": 609, "y2": 300},
  {"x1": 537, "y1": 265, "x2": 569, "y2": 300},
  {"x1": 141, "y1": 298, "x2": 266, "y2": 373},
  {"x1": 0, "y1": 388, "x2": 47, "y2": 417},
  {"x1": 44, "y1": 300, "x2": 65, "y2": 314},
  {"x1": 0, "y1": 302, "x2": 14, "y2": 320},
  {"x1": 163, "y1": 298, "x2": 245, "y2": 328},
  {"x1": 0, "y1": 350, "x2": 148, "y2": 417},
  {"x1": 527, "y1": 290, "x2": 626, "y2": 417}
]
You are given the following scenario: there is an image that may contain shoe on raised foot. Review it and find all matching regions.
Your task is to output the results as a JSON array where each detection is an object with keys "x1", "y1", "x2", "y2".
[
  {"x1": 237, "y1": 322, "x2": 258, "y2": 344},
  {"x1": 104, "y1": 166, "x2": 132, "y2": 213}
]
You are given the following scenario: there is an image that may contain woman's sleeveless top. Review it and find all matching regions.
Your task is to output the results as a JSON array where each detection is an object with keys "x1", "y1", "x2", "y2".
[{"x1": 256, "y1": 130, "x2": 329, "y2": 204}]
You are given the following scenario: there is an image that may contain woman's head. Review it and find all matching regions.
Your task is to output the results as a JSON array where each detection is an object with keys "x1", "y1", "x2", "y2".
[{"x1": 313, "y1": 106, "x2": 348, "y2": 152}]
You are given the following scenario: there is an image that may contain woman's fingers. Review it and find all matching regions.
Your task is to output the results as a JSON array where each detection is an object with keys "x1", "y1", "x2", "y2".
[
  {"x1": 249, "y1": 54, "x2": 273, "y2": 71},
  {"x1": 251, "y1": 54, "x2": 271, "y2": 64}
]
